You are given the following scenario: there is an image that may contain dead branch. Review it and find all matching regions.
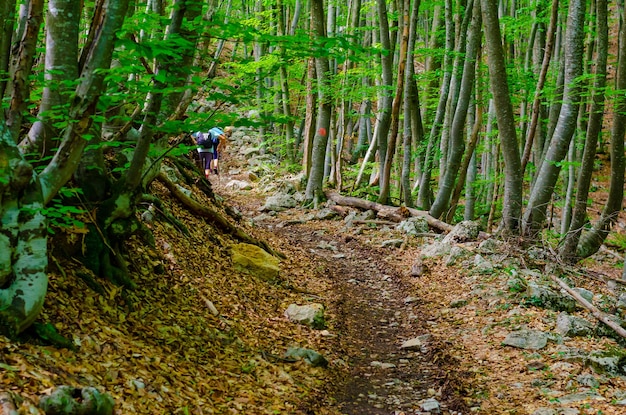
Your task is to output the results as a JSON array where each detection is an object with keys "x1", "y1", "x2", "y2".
[
  {"x1": 326, "y1": 191, "x2": 453, "y2": 233},
  {"x1": 157, "y1": 172, "x2": 285, "y2": 258},
  {"x1": 551, "y1": 274, "x2": 626, "y2": 339}
]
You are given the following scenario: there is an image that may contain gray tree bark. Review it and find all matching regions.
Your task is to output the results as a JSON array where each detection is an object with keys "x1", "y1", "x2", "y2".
[
  {"x1": 481, "y1": 0, "x2": 523, "y2": 233},
  {"x1": 523, "y1": 0, "x2": 585, "y2": 235}
]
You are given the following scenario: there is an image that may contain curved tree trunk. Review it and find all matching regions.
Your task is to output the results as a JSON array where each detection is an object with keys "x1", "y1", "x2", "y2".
[
  {"x1": 0, "y1": 0, "x2": 130, "y2": 336},
  {"x1": 378, "y1": 0, "x2": 410, "y2": 205},
  {"x1": 417, "y1": 0, "x2": 454, "y2": 209},
  {"x1": 429, "y1": 0, "x2": 480, "y2": 219},
  {"x1": 559, "y1": 0, "x2": 607, "y2": 262},
  {"x1": 575, "y1": 1, "x2": 626, "y2": 259},
  {"x1": 523, "y1": 0, "x2": 586, "y2": 235}
]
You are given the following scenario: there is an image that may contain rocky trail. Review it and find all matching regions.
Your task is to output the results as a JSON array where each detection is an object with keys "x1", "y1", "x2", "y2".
[
  {"x1": 266, "y1": 219, "x2": 467, "y2": 414},
  {"x1": 3, "y1": 127, "x2": 626, "y2": 415}
]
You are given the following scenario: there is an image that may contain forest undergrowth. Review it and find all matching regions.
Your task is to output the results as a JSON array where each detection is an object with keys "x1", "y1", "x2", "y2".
[{"x1": 1, "y1": 138, "x2": 626, "y2": 415}]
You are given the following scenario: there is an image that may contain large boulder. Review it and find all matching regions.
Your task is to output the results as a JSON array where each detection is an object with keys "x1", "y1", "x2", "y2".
[{"x1": 230, "y1": 243, "x2": 280, "y2": 281}]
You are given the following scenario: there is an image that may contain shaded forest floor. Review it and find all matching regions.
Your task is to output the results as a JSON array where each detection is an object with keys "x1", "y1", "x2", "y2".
[{"x1": 2, "y1": 136, "x2": 626, "y2": 415}]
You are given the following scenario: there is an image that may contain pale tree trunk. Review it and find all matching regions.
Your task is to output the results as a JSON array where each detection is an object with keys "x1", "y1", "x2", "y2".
[
  {"x1": 481, "y1": 0, "x2": 523, "y2": 233},
  {"x1": 417, "y1": 0, "x2": 454, "y2": 209},
  {"x1": 559, "y1": 0, "x2": 608, "y2": 261},
  {"x1": 302, "y1": 57, "x2": 317, "y2": 176},
  {"x1": 521, "y1": 0, "x2": 559, "y2": 173},
  {"x1": 276, "y1": 0, "x2": 295, "y2": 161},
  {"x1": 523, "y1": 0, "x2": 585, "y2": 235},
  {"x1": 401, "y1": 0, "x2": 422, "y2": 207},
  {"x1": 375, "y1": 0, "x2": 394, "y2": 193},
  {"x1": 207, "y1": 0, "x2": 232, "y2": 78},
  {"x1": 438, "y1": 0, "x2": 473, "y2": 187},
  {"x1": 575, "y1": 1, "x2": 626, "y2": 260},
  {"x1": 5, "y1": 0, "x2": 44, "y2": 137},
  {"x1": 0, "y1": 0, "x2": 130, "y2": 336},
  {"x1": 21, "y1": 0, "x2": 80, "y2": 156},
  {"x1": 429, "y1": 0, "x2": 480, "y2": 219},
  {"x1": 304, "y1": 0, "x2": 332, "y2": 204},
  {"x1": 379, "y1": 0, "x2": 410, "y2": 204}
]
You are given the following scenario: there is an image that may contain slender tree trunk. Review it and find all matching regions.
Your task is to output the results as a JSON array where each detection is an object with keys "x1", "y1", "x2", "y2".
[
  {"x1": 576, "y1": 2, "x2": 626, "y2": 259},
  {"x1": 481, "y1": 0, "x2": 523, "y2": 233},
  {"x1": 379, "y1": 0, "x2": 410, "y2": 204},
  {"x1": 0, "y1": 0, "x2": 17, "y2": 102},
  {"x1": 5, "y1": 0, "x2": 44, "y2": 137},
  {"x1": 375, "y1": 0, "x2": 394, "y2": 195},
  {"x1": 559, "y1": 0, "x2": 608, "y2": 261},
  {"x1": 417, "y1": 0, "x2": 454, "y2": 209},
  {"x1": 429, "y1": 0, "x2": 480, "y2": 219},
  {"x1": 21, "y1": 0, "x2": 80, "y2": 157},
  {"x1": 521, "y1": 0, "x2": 559, "y2": 173},
  {"x1": 304, "y1": 0, "x2": 332, "y2": 204},
  {"x1": 523, "y1": 0, "x2": 586, "y2": 235},
  {"x1": 401, "y1": 0, "x2": 422, "y2": 207}
]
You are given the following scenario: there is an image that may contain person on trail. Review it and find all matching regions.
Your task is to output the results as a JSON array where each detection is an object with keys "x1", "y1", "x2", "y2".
[{"x1": 193, "y1": 126, "x2": 232, "y2": 179}]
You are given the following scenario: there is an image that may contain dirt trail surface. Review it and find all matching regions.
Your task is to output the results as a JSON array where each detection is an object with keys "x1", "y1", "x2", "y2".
[{"x1": 245, "y1": 213, "x2": 469, "y2": 414}]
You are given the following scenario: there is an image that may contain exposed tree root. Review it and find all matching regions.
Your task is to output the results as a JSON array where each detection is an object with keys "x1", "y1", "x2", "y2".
[{"x1": 157, "y1": 172, "x2": 285, "y2": 258}]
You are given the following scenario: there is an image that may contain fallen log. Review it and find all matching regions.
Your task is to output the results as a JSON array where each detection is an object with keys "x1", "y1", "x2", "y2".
[
  {"x1": 325, "y1": 191, "x2": 454, "y2": 233},
  {"x1": 551, "y1": 274, "x2": 626, "y2": 340}
]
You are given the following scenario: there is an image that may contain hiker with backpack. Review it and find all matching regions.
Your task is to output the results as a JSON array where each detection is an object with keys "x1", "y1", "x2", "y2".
[{"x1": 193, "y1": 126, "x2": 232, "y2": 179}]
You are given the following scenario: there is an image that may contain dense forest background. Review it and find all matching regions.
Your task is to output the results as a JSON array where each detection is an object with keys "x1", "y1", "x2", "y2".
[{"x1": 1, "y1": 0, "x2": 625, "y2": 336}]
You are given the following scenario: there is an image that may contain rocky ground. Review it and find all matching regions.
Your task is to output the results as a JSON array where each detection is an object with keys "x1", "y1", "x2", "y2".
[{"x1": 3, "y1": 126, "x2": 626, "y2": 415}]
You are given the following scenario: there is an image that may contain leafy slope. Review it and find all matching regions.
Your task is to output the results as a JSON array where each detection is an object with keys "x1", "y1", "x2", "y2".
[{"x1": 1, "y1": 172, "x2": 335, "y2": 414}]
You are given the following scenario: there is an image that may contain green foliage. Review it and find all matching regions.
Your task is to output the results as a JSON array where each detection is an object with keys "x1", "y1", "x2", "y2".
[
  {"x1": 606, "y1": 233, "x2": 626, "y2": 251},
  {"x1": 39, "y1": 188, "x2": 86, "y2": 234}
]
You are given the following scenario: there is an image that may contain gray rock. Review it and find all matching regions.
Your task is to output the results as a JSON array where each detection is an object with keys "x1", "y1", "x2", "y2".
[
  {"x1": 556, "y1": 391, "x2": 603, "y2": 404},
  {"x1": 446, "y1": 246, "x2": 469, "y2": 266},
  {"x1": 316, "y1": 208, "x2": 338, "y2": 220},
  {"x1": 478, "y1": 238, "x2": 500, "y2": 253},
  {"x1": 284, "y1": 303, "x2": 325, "y2": 329},
  {"x1": 400, "y1": 335, "x2": 431, "y2": 350},
  {"x1": 396, "y1": 217, "x2": 429, "y2": 236},
  {"x1": 502, "y1": 329, "x2": 549, "y2": 350},
  {"x1": 382, "y1": 239, "x2": 404, "y2": 248},
  {"x1": 420, "y1": 398, "x2": 440, "y2": 413},
  {"x1": 284, "y1": 347, "x2": 328, "y2": 367},
  {"x1": 225, "y1": 179, "x2": 252, "y2": 191},
  {"x1": 260, "y1": 193, "x2": 297, "y2": 212},
  {"x1": 531, "y1": 409, "x2": 556, "y2": 415},
  {"x1": 576, "y1": 373, "x2": 599, "y2": 388},
  {"x1": 442, "y1": 220, "x2": 480, "y2": 244},
  {"x1": 586, "y1": 350, "x2": 626, "y2": 375},
  {"x1": 525, "y1": 282, "x2": 577, "y2": 312},
  {"x1": 421, "y1": 241, "x2": 452, "y2": 258},
  {"x1": 473, "y1": 254, "x2": 494, "y2": 273},
  {"x1": 555, "y1": 312, "x2": 594, "y2": 337}
]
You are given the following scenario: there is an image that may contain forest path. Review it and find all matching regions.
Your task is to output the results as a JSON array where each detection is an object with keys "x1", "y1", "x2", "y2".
[
  {"x1": 216, "y1": 176, "x2": 468, "y2": 414},
  {"x1": 267, "y1": 220, "x2": 467, "y2": 415}
]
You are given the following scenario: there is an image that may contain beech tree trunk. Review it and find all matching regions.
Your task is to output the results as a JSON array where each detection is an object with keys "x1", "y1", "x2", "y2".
[
  {"x1": 0, "y1": 0, "x2": 130, "y2": 336},
  {"x1": 481, "y1": 0, "x2": 523, "y2": 233},
  {"x1": 523, "y1": 0, "x2": 585, "y2": 235}
]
